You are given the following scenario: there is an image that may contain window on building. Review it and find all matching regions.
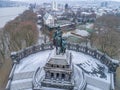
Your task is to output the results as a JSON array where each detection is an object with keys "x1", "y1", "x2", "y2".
[
  {"x1": 57, "y1": 65, "x2": 59, "y2": 68},
  {"x1": 51, "y1": 73, "x2": 54, "y2": 78},
  {"x1": 56, "y1": 73, "x2": 59, "y2": 78},
  {"x1": 62, "y1": 73, "x2": 65, "y2": 79},
  {"x1": 51, "y1": 64, "x2": 53, "y2": 67}
]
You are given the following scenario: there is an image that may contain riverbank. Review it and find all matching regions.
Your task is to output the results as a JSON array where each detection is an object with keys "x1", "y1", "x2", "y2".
[
  {"x1": 0, "y1": 9, "x2": 38, "y2": 89},
  {"x1": 0, "y1": 6, "x2": 28, "y2": 28}
]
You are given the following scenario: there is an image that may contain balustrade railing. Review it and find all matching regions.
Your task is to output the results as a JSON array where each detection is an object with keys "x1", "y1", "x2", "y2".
[
  {"x1": 5, "y1": 64, "x2": 17, "y2": 90},
  {"x1": 6, "y1": 42, "x2": 119, "y2": 90},
  {"x1": 66, "y1": 43, "x2": 119, "y2": 73},
  {"x1": 32, "y1": 67, "x2": 41, "y2": 89},
  {"x1": 10, "y1": 42, "x2": 119, "y2": 75},
  {"x1": 73, "y1": 64, "x2": 86, "y2": 90},
  {"x1": 10, "y1": 43, "x2": 53, "y2": 63}
]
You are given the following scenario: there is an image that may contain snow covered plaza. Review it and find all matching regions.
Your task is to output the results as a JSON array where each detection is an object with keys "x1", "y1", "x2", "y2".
[{"x1": 6, "y1": 43, "x2": 119, "y2": 90}]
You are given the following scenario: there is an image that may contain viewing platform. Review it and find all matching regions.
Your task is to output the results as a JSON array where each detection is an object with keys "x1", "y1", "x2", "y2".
[{"x1": 5, "y1": 43, "x2": 119, "y2": 90}]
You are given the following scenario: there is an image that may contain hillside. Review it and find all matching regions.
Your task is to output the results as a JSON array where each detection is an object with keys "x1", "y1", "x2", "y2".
[{"x1": 0, "y1": 10, "x2": 38, "y2": 89}]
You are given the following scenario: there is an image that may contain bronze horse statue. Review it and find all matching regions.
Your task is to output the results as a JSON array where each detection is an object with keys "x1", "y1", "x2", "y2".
[{"x1": 53, "y1": 27, "x2": 66, "y2": 55}]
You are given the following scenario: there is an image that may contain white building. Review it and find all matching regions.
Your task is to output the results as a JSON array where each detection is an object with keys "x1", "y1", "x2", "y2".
[{"x1": 43, "y1": 13, "x2": 54, "y2": 26}]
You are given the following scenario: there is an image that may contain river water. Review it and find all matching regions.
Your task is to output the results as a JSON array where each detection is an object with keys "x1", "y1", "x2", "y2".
[{"x1": 0, "y1": 6, "x2": 28, "y2": 28}]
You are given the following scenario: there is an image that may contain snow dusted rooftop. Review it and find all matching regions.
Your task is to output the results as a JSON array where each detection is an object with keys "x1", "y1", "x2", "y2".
[
  {"x1": 75, "y1": 29, "x2": 90, "y2": 37},
  {"x1": 9, "y1": 49, "x2": 112, "y2": 90},
  {"x1": 63, "y1": 29, "x2": 89, "y2": 38}
]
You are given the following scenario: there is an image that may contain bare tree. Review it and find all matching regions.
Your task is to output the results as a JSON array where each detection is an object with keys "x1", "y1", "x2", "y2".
[
  {"x1": 91, "y1": 15, "x2": 120, "y2": 58},
  {"x1": 3, "y1": 10, "x2": 39, "y2": 52}
]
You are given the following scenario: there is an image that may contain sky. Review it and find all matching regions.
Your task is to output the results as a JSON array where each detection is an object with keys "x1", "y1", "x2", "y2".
[
  {"x1": 10, "y1": 0, "x2": 120, "y2": 4},
  {"x1": 10, "y1": 0, "x2": 120, "y2": 2}
]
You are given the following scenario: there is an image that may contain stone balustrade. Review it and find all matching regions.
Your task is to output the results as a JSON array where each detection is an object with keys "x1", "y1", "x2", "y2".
[
  {"x1": 6, "y1": 42, "x2": 119, "y2": 90},
  {"x1": 10, "y1": 42, "x2": 119, "y2": 73},
  {"x1": 6, "y1": 64, "x2": 17, "y2": 90},
  {"x1": 10, "y1": 43, "x2": 53, "y2": 63},
  {"x1": 6, "y1": 43, "x2": 53, "y2": 90},
  {"x1": 73, "y1": 64, "x2": 86, "y2": 90},
  {"x1": 32, "y1": 67, "x2": 42, "y2": 89},
  {"x1": 66, "y1": 43, "x2": 119, "y2": 73}
]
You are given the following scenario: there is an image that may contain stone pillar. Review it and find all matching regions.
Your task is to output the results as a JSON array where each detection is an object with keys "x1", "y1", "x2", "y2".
[
  {"x1": 50, "y1": 72, "x2": 54, "y2": 79},
  {"x1": 76, "y1": 44, "x2": 79, "y2": 52},
  {"x1": 41, "y1": 43, "x2": 44, "y2": 50},
  {"x1": 59, "y1": 73, "x2": 62, "y2": 80},
  {"x1": 50, "y1": 43, "x2": 54, "y2": 49},
  {"x1": 46, "y1": 71, "x2": 50, "y2": 79},
  {"x1": 54, "y1": 72, "x2": 56, "y2": 79},
  {"x1": 70, "y1": 53, "x2": 72, "y2": 66},
  {"x1": 11, "y1": 52, "x2": 18, "y2": 64},
  {"x1": 66, "y1": 74, "x2": 69, "y2": 81},
  {"x1": 61, "y1": 73, "x2": 65, "y2": 80},
  {"x1": 56, "y1": 73, "x2": 60, "y2": 80}
]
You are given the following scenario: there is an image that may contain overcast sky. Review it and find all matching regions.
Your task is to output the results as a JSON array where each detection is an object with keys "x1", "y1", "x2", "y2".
[
  {"x1": 11, "y1": 0, "x2": 120, "y2": 2},
  {"x1": 11, "y1": 0, "x2": 120, "y2": 3}
]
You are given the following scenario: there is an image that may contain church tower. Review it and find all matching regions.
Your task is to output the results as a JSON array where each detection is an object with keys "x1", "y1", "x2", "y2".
[{"x1": 52, "y1": 0, "x2": 58, "y2": 11}]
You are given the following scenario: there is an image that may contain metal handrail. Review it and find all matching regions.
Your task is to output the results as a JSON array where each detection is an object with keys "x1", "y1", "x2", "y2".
[
  {"x1": 32, "y1": 67, "x2": 40, "y2": 89},
  {"x1": 73, "y1": 64, "x2": 87, "y2": 90},
  {"x1": 32, "y1": 66, "x2": 45, "y2": 89},
  {"x1": 5, "y1": 64, "x2": 17, "y2": 90}
]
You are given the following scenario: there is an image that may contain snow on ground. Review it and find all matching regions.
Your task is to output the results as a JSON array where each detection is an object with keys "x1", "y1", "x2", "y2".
[
  {"x1": 14, "y1": 49, "x2": 110, "y2": 81},
  {"x1": 86, "y1": 23, "x2": 94, "y2": 29},
  {"x1": 71, "y1": 50, "x2": 104, "y2": 72},
  {"x1": 86, "y1": 84, "x2": 102, "y2": 90},
  {"x1": 37, "y1": 25, "x2": 44, "y2": 44},
  {"x1": 14, "y1": 50, "x2": 52, "y2": 73},
  {"x1": 40, "y1": 87, "x2": 67, "y2": 90},
  {"x1": 70, "y1": 50, "x2": 110, "y2": 81},
  {"x1": 37, "y1": 25, "x2": 49, "y2": 44},
  {"x1": 75, "y1": 29, "x2": 89, "y2": 37},
  {"x1": 63, "y1": 29, "x2": 89, "y2": 38},
  {"x1": 11, "y1": 78, "x2": 32, "y2": 84},
  {"x1": 11, "y1": 49, "x2": 112, "y2": 90},
  {"x1": 63, "y1": 32, "x2": 72, "y2": 37}
]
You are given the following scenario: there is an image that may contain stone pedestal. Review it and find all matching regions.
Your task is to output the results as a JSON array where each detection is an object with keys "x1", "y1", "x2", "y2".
[{"x1": 41, "y1": 52, "x2": 74, "y2": 90}]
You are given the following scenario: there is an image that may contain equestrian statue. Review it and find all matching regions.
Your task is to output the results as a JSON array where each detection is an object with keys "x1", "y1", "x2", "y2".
[{"x1": 53, "y1": 26, "x2": 66, "y2": 55}]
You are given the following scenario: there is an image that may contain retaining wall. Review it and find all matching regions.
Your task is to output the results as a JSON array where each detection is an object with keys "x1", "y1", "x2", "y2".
[{"x1": 6, "y1": 42, "x2": 119, "y2": 90}]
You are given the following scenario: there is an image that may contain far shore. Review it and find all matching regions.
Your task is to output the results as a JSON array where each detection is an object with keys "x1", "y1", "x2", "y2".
[{"x1": 0, "y1": 6, "x2": 28, "y2": 28}]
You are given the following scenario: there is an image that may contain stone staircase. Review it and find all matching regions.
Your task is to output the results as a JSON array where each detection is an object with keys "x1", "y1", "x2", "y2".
[
  {"x1": 12, "y1": 71, "x2": 34, "y2": 81},
  {"x1": 10, "y1": 71, "x2": 34, "y2": 90}
]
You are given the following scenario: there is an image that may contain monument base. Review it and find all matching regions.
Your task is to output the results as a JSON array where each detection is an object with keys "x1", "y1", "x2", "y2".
[{"x1": 40, "y1": 51, "x2": 74, "y2": 90}]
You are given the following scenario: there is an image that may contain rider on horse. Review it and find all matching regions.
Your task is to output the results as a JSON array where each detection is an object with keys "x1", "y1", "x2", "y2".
[{"x1": 53, "y1": 26, "x2": 66, "y2": 55}]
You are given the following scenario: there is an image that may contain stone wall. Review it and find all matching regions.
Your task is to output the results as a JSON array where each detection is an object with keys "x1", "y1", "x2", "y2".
[
  {"x1": 10, "y1": 43, "x2": 53, "y2": 63},
  {"x1": 6, "y1": 43, "x2": 53, "y2": 90},
  {"x1": 6, "y1": 42, "x2": 119, "y2": 90},
  {"x1": 9, "y1": 42, "x2": 120, "y2": 75},
  {"x1": 66, "y1": 43, "x2": 119, "y2": 73}
]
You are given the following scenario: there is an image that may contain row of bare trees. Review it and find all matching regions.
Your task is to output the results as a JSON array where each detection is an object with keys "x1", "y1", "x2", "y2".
[
  {"x1": 0, "y1": 10, "x2": 38, "y2": 88},
  {"x1": 0, "y1": 10, "x2": 38, "y2": 66},
  {"x1": 0, "y1": 30, "x2": 6, "y2": 64},
  {"x1": 90, "y1": 15, "x2": 120, "y2": 59}
]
